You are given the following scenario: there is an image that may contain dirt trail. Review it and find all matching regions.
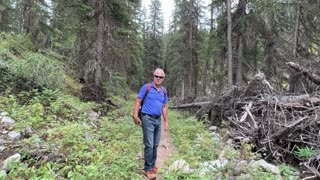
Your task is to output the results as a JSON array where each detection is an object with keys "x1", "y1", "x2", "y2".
[{"x1": 155, "y1": 122, "x2": 176, "y2": 179}]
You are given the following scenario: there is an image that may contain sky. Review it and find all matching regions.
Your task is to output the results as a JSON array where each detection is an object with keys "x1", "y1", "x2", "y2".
[
  {"x1": 141, "y1": 0, "x2": 175, "y2": 32},
  {"x1": 142, "y1": 0, "x2": 213, "y2": 32}
]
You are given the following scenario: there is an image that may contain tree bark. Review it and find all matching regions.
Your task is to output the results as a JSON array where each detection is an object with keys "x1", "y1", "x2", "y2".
[
  {"x1": 95, "y1": 0, "x2": 105, "y2": 87},
  {"x1": 292, "y1": 0, "x2": 300, "y2": 58},
  {"x1": 201, "y1": 0, "x2": 215, "y2": 95},
  {"x1": 227, "y1": 0, "x2": 233, "y2": 87},
  {"x1": 183, "y1": 0, "x2": 198, "y2": 99},
  {"x1": 21, "y1": 0, "x2": 32, "y2": 34},
  {"x1": 236, "y1": 0, "x2": 246, "y2": 85}
]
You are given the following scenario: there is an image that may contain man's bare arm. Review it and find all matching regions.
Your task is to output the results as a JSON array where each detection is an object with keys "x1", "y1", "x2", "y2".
[
  {"x1": 133, "y1": 97, "x2": 142, "y2": 125},
  {"x1": 162, "y1": 104, "x2": 169, "y2": 130}
]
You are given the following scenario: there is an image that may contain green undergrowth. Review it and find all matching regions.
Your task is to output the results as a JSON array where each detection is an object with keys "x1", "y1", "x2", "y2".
[
  {"x1": 1, "y1": 91, "x2": 143, "y2": 179},
  {"x1": 0, "y1": 89, "x2": 298, "y2": 179},
  {"x1": 0, "y1": 32, "x2": 81, "y2": 95}
]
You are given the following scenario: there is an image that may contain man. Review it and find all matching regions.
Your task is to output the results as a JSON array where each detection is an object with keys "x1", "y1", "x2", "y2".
[{"x1": 133, "y1": 68, "x2": 169, "y2": 179}]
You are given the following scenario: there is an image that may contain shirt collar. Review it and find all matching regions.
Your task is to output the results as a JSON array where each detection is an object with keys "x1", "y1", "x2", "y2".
[{"x1": 150, "y1": 82, "x2": 162, "y2": 91}]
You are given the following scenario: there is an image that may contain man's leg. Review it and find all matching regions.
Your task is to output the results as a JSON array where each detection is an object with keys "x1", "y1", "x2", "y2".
[
  {"x1": 142, "y1": 116, "x2": 155, "y2": 171},
  {"x1": 151, "y1": 118, "x2": 161, "y2": 169}
]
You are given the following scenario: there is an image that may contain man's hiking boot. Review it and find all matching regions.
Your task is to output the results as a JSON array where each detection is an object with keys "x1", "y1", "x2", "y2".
[
  {"x1": 151, "y1": 166, "x2": 158, "y2": 173},
  {"x1": 144, "y1": 170, "x2": 156, "y2": 179}
]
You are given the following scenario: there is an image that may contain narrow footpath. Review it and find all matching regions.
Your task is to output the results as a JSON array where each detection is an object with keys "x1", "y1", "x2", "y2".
[{"x1": 155, "y1": 122, "x2": 176, "y2": 179}]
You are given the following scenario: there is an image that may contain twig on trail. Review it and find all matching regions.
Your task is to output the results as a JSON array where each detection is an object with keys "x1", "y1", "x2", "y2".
[
  {"x1": 160, "y1": 144, "x2": 168, "y2": 150},
  {"x1": 302, "y1": 175, "x2": 319, "y2": 180}
]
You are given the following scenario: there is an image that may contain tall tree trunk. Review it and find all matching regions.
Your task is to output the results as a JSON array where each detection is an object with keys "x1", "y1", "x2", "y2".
[
  {"x1": 236, "y1": 0, "x2": 246, "y2": 85},
  {"x1": 227, "y1": 0, "x2": 233, "y2": 87},
  {"x1": 292, "y1": 0, "x2": 300, "y2": 58},
  {"x1": 95, "y1": 0, "x2": 105, "y2": 87},
  {"x1": 21, "y1": 0, "x2": 32, "y2": 34},
  {"x1": 183, "y1": 0, "x2": 198, "y2": 99},
  {"x1": 188, "y1": 0, "x2": 194, "y2": 98},
  {"x1": 265, "y1": 40, "x2": 275, "y2": 79},
  {"x1": 236, "y1": 36, "x2": 243, "y2": 85},
  {"x1": 202, "y1": 0, "x2": 216, "y2": 95},
  {"x1": 181, "y1": 78, "x2": 185, "y2": 100},
  {"x1": 193, "y1": 0, "x2": 199, "y2": 97}
]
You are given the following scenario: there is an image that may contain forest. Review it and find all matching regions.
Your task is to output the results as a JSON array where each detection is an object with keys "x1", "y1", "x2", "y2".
[{"x1": 0, "y1": 0, "x2": 320, "y2": 179}]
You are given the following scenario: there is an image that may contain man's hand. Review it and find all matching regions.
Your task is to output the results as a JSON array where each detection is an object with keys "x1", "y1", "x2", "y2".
[
  {"x1": 132, "y1": 116, "x2": 141, "y2": 126},
  {"x1": 164, "y1": 121, "x2": 169, "y2": 131}
]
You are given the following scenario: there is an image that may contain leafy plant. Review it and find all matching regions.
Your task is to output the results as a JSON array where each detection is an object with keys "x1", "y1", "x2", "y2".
[
  {"x1": 294, "y1": 146, "x2": 317, "y2": 158},
  {"x1": 0, "y1": 32, "x2": 34, "y2": 57},
  {"x1": 279, "y1": 164, "x2": 297, "y2": 179},
  {"x1": 9, "y1": 52, "x2": 65, "y2": 89}
]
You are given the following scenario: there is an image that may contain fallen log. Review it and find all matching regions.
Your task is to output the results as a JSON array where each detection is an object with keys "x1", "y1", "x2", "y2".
[
  {"x1": 263, "y1": 94, "x2": 310, "y2": 103},
  {"x1": 170, "y1": 101, "x2": 211, "y2": 109}
]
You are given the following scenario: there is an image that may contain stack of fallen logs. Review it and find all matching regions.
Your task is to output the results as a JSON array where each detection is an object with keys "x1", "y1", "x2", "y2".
[
  {"x1": 219, "y1": 86, "x2": 319, "y2": 177},
  {"x1": 171, "y1": 63, "x2": 320, "y2": 177}
]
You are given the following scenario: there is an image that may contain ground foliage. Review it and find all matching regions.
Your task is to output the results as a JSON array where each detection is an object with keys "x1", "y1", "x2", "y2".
[
  {"x1": 0, "y1": 90, "x2": 298, "y2": 179},
  {"x1": 0, "y1": 90, "x2": 143, "y2": 179}
]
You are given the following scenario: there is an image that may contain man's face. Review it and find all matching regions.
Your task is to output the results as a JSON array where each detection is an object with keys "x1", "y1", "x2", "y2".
[{"x1": 153, "y1": 72, "x2": 165, "y2": 85}]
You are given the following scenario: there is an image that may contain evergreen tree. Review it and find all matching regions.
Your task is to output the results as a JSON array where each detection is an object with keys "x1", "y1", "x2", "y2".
[
  {"x1": 0, "y1": 0, "x2": 15, "y2": 32},
  {"x1": 143, "y1": 0, "x2": 164, "y2": 81},
  {"x1": 15, "y1": 0, "x2": 51, "y2": 47},
  {"x1": 166, "y1": 0, "x2": 201, "y2": 99}
]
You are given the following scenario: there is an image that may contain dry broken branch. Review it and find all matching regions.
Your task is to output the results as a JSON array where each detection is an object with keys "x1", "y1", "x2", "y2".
[
  {"x1": 287, "y1": 62, "x2": 320, "y2": 85},
  {"x1": 262, "y1": 117, "x2": 308, "y2": 143}
]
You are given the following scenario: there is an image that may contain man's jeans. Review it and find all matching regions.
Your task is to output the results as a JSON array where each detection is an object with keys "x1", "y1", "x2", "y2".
[{"x1": 141, "y1": 114, "x2": 161, "y2": 171}]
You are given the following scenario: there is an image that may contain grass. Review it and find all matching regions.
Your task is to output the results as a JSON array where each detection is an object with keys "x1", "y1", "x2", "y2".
[
  {"x1": 0, "y1": 90, "x2": 301, "y2": 179},
  {"x1": 1, "y1": 91, "x2": 142, "y2": 179}
]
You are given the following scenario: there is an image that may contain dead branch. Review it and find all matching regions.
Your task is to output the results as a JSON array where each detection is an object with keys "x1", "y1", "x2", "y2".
[
  {"x1": 239, "y1": 102, "x2": 253, "y2": 122},
  {"x1": 263, "y1": 117, "x2": 308, "y2": 142},
  {"x1": 287, "y1": 62, "x2": 320, "y2": 85}
]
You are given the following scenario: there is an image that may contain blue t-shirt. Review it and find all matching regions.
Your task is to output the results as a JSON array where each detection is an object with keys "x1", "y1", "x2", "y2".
[{"x1": 137, "y1": 82, "x2": 168, "y2": 116}]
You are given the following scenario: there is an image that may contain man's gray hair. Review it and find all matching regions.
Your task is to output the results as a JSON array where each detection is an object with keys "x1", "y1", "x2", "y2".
[{"x1": 154, "y1": 68, "x2": 165, "y2": 76}]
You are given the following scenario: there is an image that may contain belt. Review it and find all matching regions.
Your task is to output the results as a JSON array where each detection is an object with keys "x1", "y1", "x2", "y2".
[{"x1": 141, "y1": 113, "x2": 161, "y2": 119}]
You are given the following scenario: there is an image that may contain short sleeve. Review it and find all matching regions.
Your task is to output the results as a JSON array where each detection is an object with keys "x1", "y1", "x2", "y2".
[
  {"x1": 162, "y1": 87, "x2": 168, "y2": 104},
  {"x1": 137, "y1": 84, "x2": 148, "y2": 99}
]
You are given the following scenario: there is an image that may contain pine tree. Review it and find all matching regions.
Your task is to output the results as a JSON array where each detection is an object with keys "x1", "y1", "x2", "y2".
[
  {"x1": 143, "y1": 0, "x2": 164, "y2": 81},
  {"x1": 15, "y1": 0, "x2": 51, "y2": 47}
]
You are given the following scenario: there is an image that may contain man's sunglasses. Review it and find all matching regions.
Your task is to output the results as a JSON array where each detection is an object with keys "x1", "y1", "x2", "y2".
[{"x1": 154, "y1": 75, "x2": 164, "y2": 79}]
